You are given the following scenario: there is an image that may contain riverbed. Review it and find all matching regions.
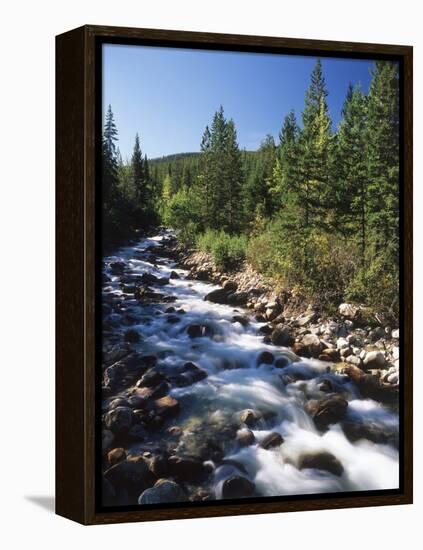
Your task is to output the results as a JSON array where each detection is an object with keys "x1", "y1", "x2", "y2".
[{"x1": 101, "y1": 229, "x2": 399, "y2": 506}]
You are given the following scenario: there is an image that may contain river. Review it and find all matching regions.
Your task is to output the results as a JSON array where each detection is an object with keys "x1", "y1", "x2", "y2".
[{"x1": 101, "y1": 229, "x2": 399, "y2": 505}]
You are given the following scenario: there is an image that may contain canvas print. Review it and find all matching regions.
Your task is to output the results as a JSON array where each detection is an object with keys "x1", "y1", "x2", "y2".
[{"x1": 100, "y1": 44, "x2": 400, "y2": 508}]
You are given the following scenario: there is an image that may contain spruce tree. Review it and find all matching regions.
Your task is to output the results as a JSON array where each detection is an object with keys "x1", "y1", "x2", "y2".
[
  {"x1": 102, "y1": 104, "x2": 119, "y2": 206},
  {"x1": 131, "y1": 133, "x2": 145, "y2": 204},
  {"x1": 225, "y1": 119, "x2": 244, "y2": 233},
  {"x1": 298, "y1": 59, "x2": 334, "y2": 228},
  {"x1": 365, "y1": 61, "x2": 400, "y2": 253},
  {"x1": 336, "y1": 84, "x2": 368, "y2": 260}
]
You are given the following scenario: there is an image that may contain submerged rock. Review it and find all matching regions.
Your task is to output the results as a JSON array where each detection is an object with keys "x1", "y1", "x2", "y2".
[
  {"x1": 138, "y1": 479, "x2": 188, "y2": 504},
  {"x1": 305, "y1": 395, "x2": 348, "y2": 431},
  {"x1": 186, "y1": 324, "x2": 203, "y2": 338},
  {"x1": 271, "y1": 325, "x2": 294, "y2": 347},
  {"x1": 260, "y1": 432, "x2": 284, "y2": 449},
  {"x1": 239, "y1": 408, "x2": 261, "y2": 427},
  {"x1": 236, "y1": 428, "x2": 256, "y2": 447},
  {"x1": 222, "y1": 476, "x2": 255, "y2": 499},
  {"x1": 151, "y1": 395, "x2": 180, "y2": 419},
  {"x1": 256, "y1": 351, "x2": 274, "y2": 365},
  {"x1": 299, "y1": 451, "x2": 344, "y2": 476},
  {"x1": 104, "y1": 406, "x2": 133, "y2": 435},
  {"x1": 104, "y1": 457, "x2": 156, "y2": 500},
  {"x1": 167, "y1": 456, "x2": 209, "y2": 482},
  {"x1": 107, "y1": 447, "x2": 126, "y2": 467},
  {"x1": 167, "y1": 362, "x2": 208, "y2": 387},
  {"x1": 204, "y1": 288, "x2": 228, "y2": 304},
  {"x1": 123, "y1": 329, "x2": 141, "y2": 343}
]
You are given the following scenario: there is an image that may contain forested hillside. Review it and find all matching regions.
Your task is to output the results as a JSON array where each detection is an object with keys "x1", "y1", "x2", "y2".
[{"x1": 102, "y1": 59, "x2": 399, "y2": 317}]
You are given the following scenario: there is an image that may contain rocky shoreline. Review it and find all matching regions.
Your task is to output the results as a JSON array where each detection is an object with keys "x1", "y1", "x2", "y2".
[
  {"x1": 101, "y1": 230, "x2": 400, "y2": 507},
  {"x1": 177, "y1": 240, "x2": 400, "y2": 400}
]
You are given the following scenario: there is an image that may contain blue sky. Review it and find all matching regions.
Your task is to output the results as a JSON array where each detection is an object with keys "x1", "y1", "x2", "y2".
[{"x1": 103, "y1": 44, "x2": 374, "y2": 160}]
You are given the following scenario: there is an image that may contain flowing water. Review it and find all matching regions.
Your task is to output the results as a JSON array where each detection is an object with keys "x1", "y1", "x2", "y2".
[{"x1": 102, "y1": 229, "x2": 399, "y2": 502}]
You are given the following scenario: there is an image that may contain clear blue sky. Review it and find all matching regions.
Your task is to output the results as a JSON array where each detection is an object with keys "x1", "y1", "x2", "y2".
[{"x1": 103, "y1": 44, "x2": 374, "y2": 160}]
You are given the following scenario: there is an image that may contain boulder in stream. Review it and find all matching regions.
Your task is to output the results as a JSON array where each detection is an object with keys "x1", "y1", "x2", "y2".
[
  {"x1": 104, "y1": 406, "x2": 133, "y2": 435},
  {"x1": 299, "y1": 451, "x2": 344, "y2": 476},
  {"x1": 222, "y1": 476, "x2": 255, "y2": 499},
  {"x1": 204, "y1": 288, "x2": 229, "y2": 304},
  {"x1": 138, "y1": 479, "x2": 188, "y2": 504},
  {"x1": 305, "y1": 395, "x2": 348, "y2": 431},
  {"x1": 260, "y1": 432, "x2": 284, "y2": 449}
]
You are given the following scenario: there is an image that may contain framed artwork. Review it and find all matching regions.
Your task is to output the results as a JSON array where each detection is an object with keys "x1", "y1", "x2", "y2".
[{"x1": 56, "y1": 25, "x2": 413, "y2": 525}]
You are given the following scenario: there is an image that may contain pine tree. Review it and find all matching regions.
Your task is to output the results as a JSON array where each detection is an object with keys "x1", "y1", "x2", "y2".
[
  {"x1": 131, "y1": 133, "x2": 145, "y2": 204},
  {"x1": 102, "y1": 104, "x2": 119, "y2": 206},
  {"x1": 245, "y1": 134, "x2": 276, "y2": 221},
  {"x1": 336, "y1": 84, "x2": 368, "y2": 260},
  {"x1": 225, "y1": 119, "x2": 244, "y2": 233},
  {"x1": 365, "y1": 61, "x2": 400, "y2": 253},
  {"x1": 270, "y1": 110, "x2": 300, "y2": 215},
  {"x1": 298, "y1": 59, "x2": 334, "y2": 228},
  {"x1": 199, "y1": 125, "x2": 212, "y2": 226}
]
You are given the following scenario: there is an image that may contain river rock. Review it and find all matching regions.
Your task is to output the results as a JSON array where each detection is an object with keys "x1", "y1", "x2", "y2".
[
  {"x1": 239, "y1": 408, "x2": 261, "y2": 427},
  {"x1": 296, "y1": 312, "x2": 318, "y2": 327},
  {"x1": 102, "y1": 429, "x2": 115, "y2": 454},
  {"x1": 103, "y1": 361, "x2": 126, "y2": 389},
  {"x1": 227, "y1": 291, "x2": 249, "y2": 306},
  {"x1": 104, "y1": 457, "x2": 156, "y2": 500},
  {"x1": 124, "y1": 329, "x2": 141, "y2": 343},
  {"x1": 109, "y1": 261, "x2": 126, "y2": 274},
  {"x1": 271, "y1": 325, "x2": 294, "y2": 347},
  {"x1": 274, "y1": 356, "x2": 290, "y2": 368},
  {"x1": 167, "y1": 455, "x2": 208, "y2": 482},
  {"x1": 345, "y1": 355, "x2": 362, "y2": 367},
  {"x1": 305, "y1": 395, "x2": 348, "y2": 430},
  {"x1": 338, "y1": 303, "x2": 359, "y2": 319},
  {"x1": 318, "y1": 348, "x2": 340, "y2": 362},
  {"x1": 168, "y1": 362, "x2": 208, "y2": 387},
  {"x1": 336, "y1": 337, "x2": 349, "y2": 349},
  {"x1": 136, "y1": 368, "x2": 164, "y2": 388},
  {"x1": 344, "y1": 364, "x2": 366, "y2": 384},
  {"x1": 236, "y1": 428, "x2": 256, "y2": 447},
  {"x1": 260, "y1": 432, "x2": 284, "y2": 449},
  {"x1": 363, "y1": 351, "x2": 386, "y2": 369},
  {"x1": 223, "y1": 280, "x2": 238, "y2": 292},
  {"x1": 259, "y1": 324, "x2": 273, "y2": 335},
  {"x1": 151, "y1": 395, "x2": 180, "y2": 419},
  {"x1": 391, "y1": 328, "x2": 399, "y2": 339},
  {"x1": 299, "y1": 451, "x2": 344, "y2": 476},
  {"x1": 300, "y1": 333, "x2": 323, "y2": 358},
  {"x1": 204, "y1": 288, "x2": 228, "y2": 304},
  {"x1": 222, "y1": 476, "x2": 255, "y2": 499},
  {"x1": 186, "y1": 324, "x2": 203, "y2": 338},
  {"x1": 341, "y1": 421, "x2": 397, "y2": 447},
  {"x1": 170, "y1": 270, "x2": 180, "y2": 279},
  {"x1": 104, "y1": 406, "x2": 133, "y2": 434},
  {"x1": 108, "y1": 397, "x2": 130, "y2": 409},
  {"x1": 107, "y1": 447, "x2": 126, "y2": 467},
  {"x1": 256, "y1": 351, "x2": 274, "y2": 365},
  {"x1": 232, "y1": 315, "x2": 249, "y2": 326},
  {"x1": 138, "y1": 479, "x2": 188, "y2": 504}
]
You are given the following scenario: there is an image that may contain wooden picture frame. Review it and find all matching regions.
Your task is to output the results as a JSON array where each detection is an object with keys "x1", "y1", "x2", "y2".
[{"x1": 56, "y1": 24, "x2": 413, "y2": 525}]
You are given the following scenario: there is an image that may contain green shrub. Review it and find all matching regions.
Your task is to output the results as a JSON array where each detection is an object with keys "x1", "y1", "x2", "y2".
[
  {"x1": 197, "y1": 230, "x2": 247, "y2": 270},
  {"x1": 161, "y1": 186, "x2": 203, "y2": 245},
  {"x1": 247, "y1": 217, "x2": 359, "y2": 308}
]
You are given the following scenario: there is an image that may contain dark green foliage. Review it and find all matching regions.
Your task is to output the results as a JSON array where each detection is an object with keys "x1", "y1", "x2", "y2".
[
  {"x1": 197, "y1": 230, "x2": 247, "y2": 271},
  {"x1": 103, "y1": 59, "x2": 400, "y2": 318},
  {"x1": 101, "y1": 107, "x2": 158, "y2": 247}
]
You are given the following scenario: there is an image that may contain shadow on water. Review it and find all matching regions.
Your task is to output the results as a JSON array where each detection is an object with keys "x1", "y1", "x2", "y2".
[{"x1": 25, "y1": 496, "x2": 55, "y2": 513}]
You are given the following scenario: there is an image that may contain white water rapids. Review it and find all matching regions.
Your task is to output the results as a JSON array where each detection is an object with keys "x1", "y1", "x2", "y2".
[{"x1": 102, "y1": 230, "x2": 399, "y2": 500}]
